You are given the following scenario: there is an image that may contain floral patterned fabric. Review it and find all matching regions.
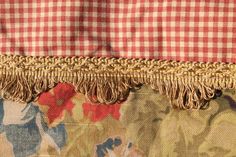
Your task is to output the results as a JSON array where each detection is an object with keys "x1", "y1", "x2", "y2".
[{"x1": 1, "y1": 83, "x2": 236, "y2": 157}]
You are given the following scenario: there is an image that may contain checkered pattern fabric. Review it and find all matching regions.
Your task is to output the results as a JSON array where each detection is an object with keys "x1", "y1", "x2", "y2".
[{"x1": 0, "y1": 1, "x2": 235, "y2": 62}]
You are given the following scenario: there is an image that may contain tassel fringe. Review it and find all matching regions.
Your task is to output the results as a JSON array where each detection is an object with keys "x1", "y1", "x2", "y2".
[{"x1": 0, "y1": 55, "x2": 234, "y2": 109}]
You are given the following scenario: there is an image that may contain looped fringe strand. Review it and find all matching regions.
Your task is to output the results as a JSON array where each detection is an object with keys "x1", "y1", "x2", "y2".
[{"x1": 0, "y1": 55, "x2": 233, "y2": 109}]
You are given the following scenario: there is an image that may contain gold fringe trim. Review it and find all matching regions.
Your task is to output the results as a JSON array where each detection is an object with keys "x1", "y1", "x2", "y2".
[{"x1": 0, "y1": 55, "x2": 234, "y2": 109}]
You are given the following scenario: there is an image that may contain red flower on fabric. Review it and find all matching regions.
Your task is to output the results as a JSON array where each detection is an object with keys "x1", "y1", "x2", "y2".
[
  {"x1": 82, "y1": 102, "x2": 121, "y2": 122},
  {"x1": 38, "y1": 83, "x2": 76, "y2": 124}
]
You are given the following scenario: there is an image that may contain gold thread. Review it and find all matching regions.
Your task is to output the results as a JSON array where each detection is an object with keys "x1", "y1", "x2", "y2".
[{"x1": 0, "y1": 55, "x2": 234, "y2": 109}]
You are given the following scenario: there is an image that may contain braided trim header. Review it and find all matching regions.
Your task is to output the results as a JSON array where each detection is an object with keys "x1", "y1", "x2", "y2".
[{"x1": 0, "y1": 55, "x2": 234, "y2": 109}]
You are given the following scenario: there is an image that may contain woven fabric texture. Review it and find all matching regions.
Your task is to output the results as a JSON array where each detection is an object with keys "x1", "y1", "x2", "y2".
[{"x1": 0, "y1": 0, "x2": 235, "y2": 62}]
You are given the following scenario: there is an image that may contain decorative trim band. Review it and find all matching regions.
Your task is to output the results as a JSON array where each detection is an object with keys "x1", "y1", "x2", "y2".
[{"x1": 0, "y1": 55, "x2": 234, "y2": 109}]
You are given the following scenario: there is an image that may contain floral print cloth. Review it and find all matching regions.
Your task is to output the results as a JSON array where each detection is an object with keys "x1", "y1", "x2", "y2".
[{"x1": 1, "y1": 83, "x2": 236, "y2": 157}]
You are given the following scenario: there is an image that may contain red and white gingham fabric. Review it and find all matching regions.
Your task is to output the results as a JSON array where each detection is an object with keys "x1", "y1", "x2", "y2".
[{"x1": 0, "y1": 0, "x2": 235, "y2": 62}]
